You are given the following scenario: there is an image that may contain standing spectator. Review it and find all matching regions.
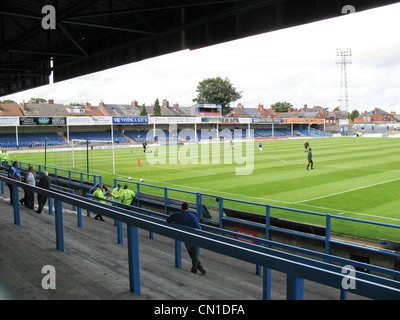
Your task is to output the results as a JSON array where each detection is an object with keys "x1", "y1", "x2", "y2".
[
  {"x1": 166, "y1": 202, "x2": 206, "y2": 275},
  {"x1": 7, "y1": 161, "x2": 21, "y2": 205},
  {"x1": 36, "y1": 171, "x2": 51, "y2": 214},
  {"x1": 93, "y1": 184, "x2": 106, "y2": 221},
  {"x1": 24, "y1": 166, "x2": 36, "y2": 209}
]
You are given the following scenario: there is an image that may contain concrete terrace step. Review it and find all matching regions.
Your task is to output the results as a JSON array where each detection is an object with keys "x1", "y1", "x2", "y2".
[{"x1": 0, "y1": 190, "x2": 367, "y2": 300}]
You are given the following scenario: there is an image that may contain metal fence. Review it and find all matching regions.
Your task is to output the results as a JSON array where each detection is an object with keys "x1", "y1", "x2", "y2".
[{"x1": 2, "y1": 175, "x2": 397, "y2": 299}]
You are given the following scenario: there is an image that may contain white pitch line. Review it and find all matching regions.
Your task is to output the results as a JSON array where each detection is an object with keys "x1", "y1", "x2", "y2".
[
  {"x1": 297, "y1": 177, "x2": 400, "y2": 203},
  {"x1": 148, "y1": 164, "x2": 216, "y2": 175},
  {"x1": 70, "y1": 167, "x2": 400, "y2": 223},
  {"x1": 263, "y1": 156, "x2": 287, "y2": 163},
  {"x1": 159, "y1": 172, "x2": 216, "y2": 182},
  {"x1": 318, "y1": 164, "x2": 400, "y2": 172},
  {"x1": 297, "y1": 203, "x2": 400, "y2": 222}
]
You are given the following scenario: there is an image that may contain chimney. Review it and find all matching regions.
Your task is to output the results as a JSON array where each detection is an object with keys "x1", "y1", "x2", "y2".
[
  {"x1": 22, "y1": 101, "x2": 27, "y2": 111},
  {"x1": 237, "y1": 103, "x2": 244, "y2": 109},
  {"x1": 162, "y1": 99, "x2": 169, "y2": 108},
  {"x1": 34, "y1": 98, "x2": 40, "y2": 104},
  {"x1": 85, "y1": 102, "x2": 91, "y2": 110},
  {"x1": 304, "y1": 104, "x2": 307, "y2": 110},
  {"x1": 374, "y1": 108, "x2": 378, "y2": 113},
  {"x1": 48, "y1": 99, "x2": 54, "y2": 104},
  {"x1": 258, "y1": 103, "x2": 264, "y2": 110},
  {"x1": 99, "y1": 101, "x2": 104, "y2": 108},
  {"x1": 131, "y1": 100, "x2": 138, "y2": 107},
  {"x1": 173, "y1": 103, "x2": 179, "y2": 108}
]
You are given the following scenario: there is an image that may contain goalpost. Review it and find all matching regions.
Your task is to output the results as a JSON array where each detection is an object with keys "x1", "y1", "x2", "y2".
[{"x1": 70, "y1": 138, "x2": 116, "y2": 175}]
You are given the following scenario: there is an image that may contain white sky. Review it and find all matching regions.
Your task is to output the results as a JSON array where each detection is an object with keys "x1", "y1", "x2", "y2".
[{"x1": 4, "y1": 2, "x2": 400, "y2": 114}]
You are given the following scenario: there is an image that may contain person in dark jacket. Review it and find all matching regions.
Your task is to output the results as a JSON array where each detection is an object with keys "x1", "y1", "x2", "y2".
[
  {"x1": 36, "y1": 171, "x2": 51, "y2": 214},
  {"x1": 307, "y1": 148, "x2": 314, "y2": 170},
  {"x1": 166, "y1": 202, "x2": 206, "y2": 275},
  {"x1": 304, "y1": 141, "x2": 309, "y2": 153},
  {"x1": 8, "y1": 161, "x2": 21, "y2": 205}
]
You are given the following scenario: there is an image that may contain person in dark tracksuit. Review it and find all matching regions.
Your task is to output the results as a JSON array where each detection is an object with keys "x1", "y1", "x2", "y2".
[
  {"x1": 307, "y1": 148, "x2": 313, "y2": 170},
  {"x1": 167, "y1": 202, "x2": 206, "y2": 275},
  {"x1": 304, "y1": 141, "x2": 309, "y2": 153}
]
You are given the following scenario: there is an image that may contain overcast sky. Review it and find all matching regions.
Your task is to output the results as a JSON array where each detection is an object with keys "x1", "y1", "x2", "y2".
[{"x1": 4, "y1": 2, "x2": 400, "y2": 114}]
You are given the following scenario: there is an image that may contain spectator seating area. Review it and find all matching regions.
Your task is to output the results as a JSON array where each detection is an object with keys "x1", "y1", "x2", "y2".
[
  {"x1": 125, "y1": 129, "x2": 247, "y2": 142},
  {"x1": 0, "y1": 127, "x2": 321, "y2": 149},
  {"x1": 253, "y1": 128, "x2": 294, "y2": 138},
  {"x1": 68, "y1": 131, "x2": 130, "y2": 143},
  {"x1": 124, "y1": 130, "x2": 154, "y2": 142},
  {"x1": 0, "y1": 133, "x2": 68, "y2": 148}
]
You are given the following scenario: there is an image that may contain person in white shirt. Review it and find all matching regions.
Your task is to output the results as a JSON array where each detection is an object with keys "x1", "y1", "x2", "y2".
[{"x1": 20, "y1": 166, "x2": 36, "y2": 209}]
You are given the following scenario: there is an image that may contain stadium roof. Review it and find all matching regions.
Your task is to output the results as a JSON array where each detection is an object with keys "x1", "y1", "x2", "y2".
[{"x1": 1, "y1": 0, "x2": 398, "y2": 97}]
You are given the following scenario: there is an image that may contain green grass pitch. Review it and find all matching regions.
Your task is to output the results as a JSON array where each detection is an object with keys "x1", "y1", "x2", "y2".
[{"x1": 10, "y1": 137, "x2": 400, "y2": 242}]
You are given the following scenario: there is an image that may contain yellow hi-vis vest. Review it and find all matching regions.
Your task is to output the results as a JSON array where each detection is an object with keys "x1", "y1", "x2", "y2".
[
  {"x1": 111, "y1": 187, "x2": 123, "y2": 202},
  {"x1": 93, "y1": 188, "x2": 106, "y2": 204},
  {"x1": 122, "y1": 188, "x2": 136, "y2": 205}
]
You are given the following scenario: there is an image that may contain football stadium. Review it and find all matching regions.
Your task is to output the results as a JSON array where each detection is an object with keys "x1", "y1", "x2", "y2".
[{"x1": 1, "y1": 0, "x2": 400, "y2": 304}]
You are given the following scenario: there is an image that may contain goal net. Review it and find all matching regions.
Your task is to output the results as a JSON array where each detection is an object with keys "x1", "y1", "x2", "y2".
[{"x1": 53, "y1": 139, "x2": 115, "y2": 175}]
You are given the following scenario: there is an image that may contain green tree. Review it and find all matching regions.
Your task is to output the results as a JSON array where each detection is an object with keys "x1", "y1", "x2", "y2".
[
  {"x1": 193, "y1": 77, "x2": 242, "y2": 116},
  {"x1": 349, "y1": 109, "x2": 360, "y2": 122},
  {"x1": 140, "y1": 104, "x2": 148, "y2": 116},
  {"x1": 0, "y1": 99, "x2": 17, "y2": 104},
  {"x1": 153, "y1": 99, "x2": 161, "y2": 116},
  {"x1": 270, "y1": 101, "x2": 293, "y2": 113},
  {"x1": 28, "y1": 97, "x2": 47, "y2": 103},
  {"x1": 67, "y1": 102, "x2": 85, "y2": 107}
]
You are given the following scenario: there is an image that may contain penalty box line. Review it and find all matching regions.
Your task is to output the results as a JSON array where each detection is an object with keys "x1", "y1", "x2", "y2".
[{"x1": 297, "y1": 177, "x2": 400, "y2": 204}]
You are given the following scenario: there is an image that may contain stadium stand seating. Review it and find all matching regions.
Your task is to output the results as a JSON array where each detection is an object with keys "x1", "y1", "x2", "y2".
[
  {"x1": 126, "y1": 129, "x2": 249, "y2": 142},
  {"x1": 124, "y1": 129, "x2": 170, "y2": 142},
  {"x1": 68, "y1": 131, "x2": 130, "y2": 143},
  {"x1": 254, "y1": 128, "x2": 287, "y2": 137},
  {"x1": 0, "y1": 133, "x2": 68, "y2": 148}
]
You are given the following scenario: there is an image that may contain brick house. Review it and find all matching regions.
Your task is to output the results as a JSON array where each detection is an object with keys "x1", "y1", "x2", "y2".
[{"x1": 354, "y1": 108, "x2": 399, "y2": 123}]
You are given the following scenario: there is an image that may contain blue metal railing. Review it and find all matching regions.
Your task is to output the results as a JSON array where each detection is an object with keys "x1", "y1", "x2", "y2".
[
  {"x1": 112, "y1": 179, "x2": 400, "y2": 264},
  {"x1": 3, "y1": 170, "x2": 400, "y2": 300},
  {"x1": 1, "y1": 159, "x2": 102, "y2": 196},
  {"x1": 3, "y1": 175, "x2": 400, "y2": 300}
]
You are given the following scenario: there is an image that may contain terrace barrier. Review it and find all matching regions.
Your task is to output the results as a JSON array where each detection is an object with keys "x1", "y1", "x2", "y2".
[
  {"x1": 2, "y1": 174, "x2": 400, "y2": 299},
  {"x1": 113, "y1": 179, "x2": 400, "y2": 266},
  {"x1": 0, "y1": 159, "x2": 102, "y2": 196},
  {"x1": 69, "y1": 178, "x2": 400, "y2": 299}
]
